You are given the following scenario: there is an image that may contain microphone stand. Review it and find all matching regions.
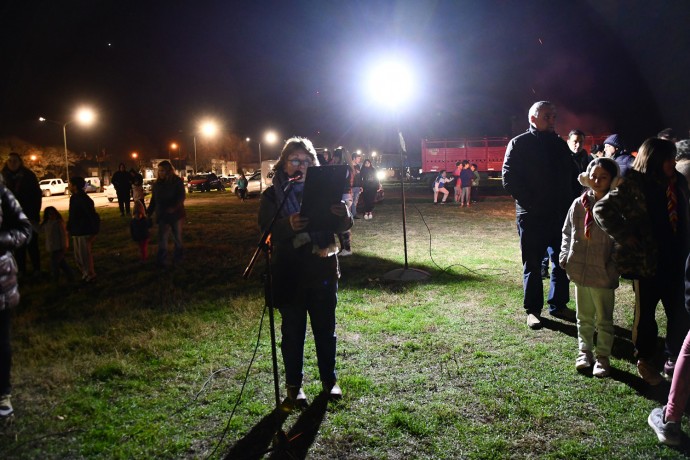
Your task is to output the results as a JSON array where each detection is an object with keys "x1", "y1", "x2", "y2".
[{"x1": 243, "y1": 178, "x2": 297, "y2": 410}]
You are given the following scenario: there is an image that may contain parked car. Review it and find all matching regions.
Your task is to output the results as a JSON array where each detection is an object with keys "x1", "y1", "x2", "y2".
[
  {"x1": 234, "y1": 171, "x2": 262, "y2": 197},
  {"x1": 84, "y1": 179, "x2": 99, "y2": 193},
  {"x1": 39, "y1": 178, "x2": 68, "y2": 197},
  {"x1": 187, "y1": 173, "x2": 225, "y2": 192},
  {"x1": 105, "y1": 184, "x2": 132, "y2": 202},
  {"x1": 142, "y1": 178, "x2": 155, "y2": 194}
]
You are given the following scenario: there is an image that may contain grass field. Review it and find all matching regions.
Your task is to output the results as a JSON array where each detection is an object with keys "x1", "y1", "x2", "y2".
[{"x1": 0, "y1": 184, "x2": 687, "y2": 459}]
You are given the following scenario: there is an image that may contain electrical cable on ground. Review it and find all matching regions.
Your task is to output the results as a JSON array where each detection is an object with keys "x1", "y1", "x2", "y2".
[
  {"x1": 413, "y1": 203, "x2": 509, "y2": 277},
  {"x1": 205, "y1": 303, "x2": 268, "y2": 459}
]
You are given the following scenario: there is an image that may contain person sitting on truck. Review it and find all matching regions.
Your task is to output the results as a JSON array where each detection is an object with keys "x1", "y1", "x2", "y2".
[{"x1": 433, "y1": 170, "x2": 451, "y2": 204}]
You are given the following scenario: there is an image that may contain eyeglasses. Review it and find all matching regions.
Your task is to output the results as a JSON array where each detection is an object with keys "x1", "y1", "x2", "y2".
[{"x1": 288, "y1": 159, "x2": 313, "y2": 167}]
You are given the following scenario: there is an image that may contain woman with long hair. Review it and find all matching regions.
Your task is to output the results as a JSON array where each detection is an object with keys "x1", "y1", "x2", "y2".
[
  {"x1": 360, "y1": 159, "x2": 381, "y2": 220},
  {"x1": 594, "y1": 138, "x2": 690, "y2": 385}
]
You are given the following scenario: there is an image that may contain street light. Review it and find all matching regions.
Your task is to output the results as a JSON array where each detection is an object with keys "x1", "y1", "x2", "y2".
[
  {"x1": 246, "y1": 130, "x2": 278, "y2": 193},
  {"x1": 366, "y1": 57, "x2": 428, "y2": 281},
  {"x1": 39, "y1": 106, "x2": 96, "y2": 181},
  {"x1": 193, "y1": 120, "x2": 219, "y2": 174}
]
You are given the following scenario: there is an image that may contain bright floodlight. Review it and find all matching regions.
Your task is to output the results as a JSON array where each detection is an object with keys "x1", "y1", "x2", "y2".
[
  {"x1": 264, "y1": 131, "x2": 278, "y2": 145},
  {"x1": 199, "y1": 120, "x2": 219, "y2": 137},
  {"x1": 76, "y1": 107, "x2": 96, "y2": 125},
  {"x1": 367, "y1": 59, "x2": 414, "y2": 110}
]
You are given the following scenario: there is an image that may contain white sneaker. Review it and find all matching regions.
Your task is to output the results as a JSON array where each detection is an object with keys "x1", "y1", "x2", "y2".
[
  {"x1": 339, "y1": 249, "x2": 352, "y2": 256},
  {"x1": 592, "y1": 356, "x2": 611, "y2": 377},
  {"x1": 0, "y1": 394, "x2": 13, "y2": 418},
  {"x1": 575, "y1": 351, "x2": 594, "y2": 370}
]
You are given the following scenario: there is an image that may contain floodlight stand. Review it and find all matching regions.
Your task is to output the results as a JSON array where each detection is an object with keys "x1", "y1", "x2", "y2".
[{"x1": 383, "y1": 128, "x2": 430, "y2": 281}]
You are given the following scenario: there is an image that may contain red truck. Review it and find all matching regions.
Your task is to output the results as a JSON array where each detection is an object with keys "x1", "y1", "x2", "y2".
[{"x1": 420, "y1": 135, "x2": 609, "y2": 181}]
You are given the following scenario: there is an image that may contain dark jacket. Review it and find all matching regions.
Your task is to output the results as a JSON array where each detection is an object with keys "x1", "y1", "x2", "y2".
[
  {"x1": 593, "y1": 170, "x2": 690, "y2": 278},
  {"x1": 130, "y1": 217, "x2": 152, "y2": 242},
  {"x1": 67, "y1": 191, "x2": 98, "y2": 236},
  {"x1": 360, "y1": 166, "x2": 379, "y2": 190},
  {"x1": 112, "y1": 169, "x2": 132, "y2": 194},
  {"x1": 258, "y1": 185, "x2": 352, "y2": 307},
  {"x1": 0, "y1": 184, "x2": 32, "y2": 310},
  {"x1": 459, "y1": 168, "x2": 474, "y2": 187},
  {"x1": 1, "y1": 165, "x2": 42, "y2": 223},
  {"x1": 502, "y1": 127, "x2": 578, "y2": 217},
  {"x1": 352, "y1": 164, "x2": 363, "y2": 188},
  {"x1": 147, "y1": 175, "x2": 186, "y2": 224},
  {"x1": 613, "y1": 151, "x2": 635, "y2": 178},
  {"x1": 572, "y1": 150, "x2": 594, "y2": 174}
]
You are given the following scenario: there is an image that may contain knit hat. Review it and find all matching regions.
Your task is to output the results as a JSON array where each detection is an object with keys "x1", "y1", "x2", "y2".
[
  {"x1": 603, "y1": 134, "x2": 624, "y2": 150},
  {"x1": 578, "y1": 157, "x2": 621, "y2": 190}
]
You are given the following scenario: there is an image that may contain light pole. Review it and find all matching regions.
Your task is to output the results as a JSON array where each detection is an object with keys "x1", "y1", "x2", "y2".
[
  {"x1": 193, "y1": 120, "x2": 219, "y2": 174},
  {"x1": 367, "y1": 58, "x2": 429, "y2": 281},
  {"x1": 246, "y1": 131, "x2": 278, "y2": 194},
  {"x1": 39, "y1": 107, "x2": 96, "y2": 181}
]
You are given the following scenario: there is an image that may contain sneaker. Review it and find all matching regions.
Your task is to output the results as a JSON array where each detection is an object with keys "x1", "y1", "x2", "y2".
[
  {"x1": 280, "y1": 386, "x2": 308, "y2": 413},
  {"x1": 664, "y1": 358, "x2": 676, "y2": 379},
  {"x1": 550, "y1": 306, "x2": 576, "y2": 320},
  {"x1": 637, "y1": 359, "x2": 663, "y2": 386},
  {"x1": 339, "y1": 249, "x2": 352, "y2": 257},
  {"x1": 526, "y1": 313, "x2": 542, "y2": 330},
  {"x1": 322, "y1": 381, "x2": 343, "y2": 401},
  {"x1": 0, "y1": 394, "x2": 13, "y2": 418},
  {"x1": 593, "y1": 356, "x2": 611, "y2": 378},
  {"x1": 648, "y1": 406, "x2": 681, "y2": 446},
  {"x1": 575, "y1": 350, "x2": 594, "y2": 370}
]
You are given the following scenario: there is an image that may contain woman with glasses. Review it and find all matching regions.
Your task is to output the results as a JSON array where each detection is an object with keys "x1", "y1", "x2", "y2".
[{"x1": 258, "y1": 137, "x2": 353, "y2": 411}]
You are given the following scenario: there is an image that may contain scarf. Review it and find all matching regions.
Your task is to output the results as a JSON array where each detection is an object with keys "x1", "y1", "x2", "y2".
[
  {"x1": 581, "y1": 192, "x2": 593, "y2": 239},
  {"x1": 667, "y1": 177, "x2": 678, "y2": 234},
  {"x1": 272, "y1": 169, "x2": 335, "y2": 254}
]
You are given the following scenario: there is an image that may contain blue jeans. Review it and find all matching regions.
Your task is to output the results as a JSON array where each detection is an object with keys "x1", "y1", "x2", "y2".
[
  {"x1": 278, "y1": 283, "x2": 337, "y2": 387},
  {"x1": 157, "y1": 219, "x2": 184, "y2": 266},
  {"x1": 351, "y1": 187, "x2": 362, "y2": 217},
  {"x1": 516, "y1": 213, "x2": 570, "y2": 315}
]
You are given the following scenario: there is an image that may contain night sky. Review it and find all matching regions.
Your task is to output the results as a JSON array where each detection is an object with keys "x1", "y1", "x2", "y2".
[{"x1": 1, "y1": 0, "x2": 689, "y2": 164}]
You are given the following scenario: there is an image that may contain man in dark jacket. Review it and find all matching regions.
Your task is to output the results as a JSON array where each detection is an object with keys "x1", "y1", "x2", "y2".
[
  {"x1": 568, "y1": 129, "x2": 594, "y2": 175},
  {"x1": 502, "y1": 101, "x2": 578, "y2": 329},
  {"x1": 111, "y1": 163, "x2": 132, "y2": 216},
  {"x1": 603, "y1": 134, "x2": 634, "y2": 177},
  {"x1": 147, "y1": 161, "x2": 186, "y2": 267},
  {"x1": 1, "y1": 152, "x2": 42, "y2": 276}
]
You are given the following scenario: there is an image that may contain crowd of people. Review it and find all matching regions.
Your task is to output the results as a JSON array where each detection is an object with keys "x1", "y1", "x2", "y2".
[
  {"x1": 0, "y1": 156, "x2": 187, "y2": 420},
  {"x1": 503, "y1": 100, "x2": 690, "y2": 446},
  {"x1": 1, "y1": 107, "x2": 690, "y2": 448}
]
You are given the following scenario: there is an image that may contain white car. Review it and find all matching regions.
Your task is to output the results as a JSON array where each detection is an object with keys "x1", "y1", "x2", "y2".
[
  {"x1": 39, "y1": 179, "x2": 68, "y2": 197},
  {"x1": 233, "y1": 171, "x2": 262, "y2": 197}
]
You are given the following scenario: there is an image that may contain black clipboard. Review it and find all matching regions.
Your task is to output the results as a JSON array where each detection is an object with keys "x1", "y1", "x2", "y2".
[{"x1": 300, "y1": 164, "x2": 351, "y2": 231}]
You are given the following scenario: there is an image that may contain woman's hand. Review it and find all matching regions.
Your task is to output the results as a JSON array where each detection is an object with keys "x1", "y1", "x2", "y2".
[
  {"x1": 288, "y1": 213, "x2": 309, "y2": 231},
  {"x1": 330, "y1": 202, "x2": 348, "y2": 217}
]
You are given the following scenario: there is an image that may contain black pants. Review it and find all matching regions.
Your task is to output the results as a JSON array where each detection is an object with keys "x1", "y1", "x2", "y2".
[
  {"x1": 117, "y1": 191, "x2": 131, "y2": 215},
  {"x1": 15, "y1": 229, "x2": 40, "y2": 274}
]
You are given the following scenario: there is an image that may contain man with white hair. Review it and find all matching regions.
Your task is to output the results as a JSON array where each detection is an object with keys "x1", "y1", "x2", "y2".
[{"x1": 502, "y1": 101, "x2": 579, "y2": 329}]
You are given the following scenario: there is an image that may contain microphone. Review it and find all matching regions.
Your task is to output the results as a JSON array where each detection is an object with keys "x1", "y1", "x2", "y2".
[
  {"x1": 288, "y1": 170, "x2": 303, "y2": 182},
  {"x1": 282, "y1": 170, "x2": 303, "y2": 191}
]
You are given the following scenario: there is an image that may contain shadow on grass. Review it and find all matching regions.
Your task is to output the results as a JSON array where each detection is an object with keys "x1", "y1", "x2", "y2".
[
  {"x1": 223, "y1": 392, "x2": 329, "y2": 460},
  {"x1": 541, "y1": 317, "x2": 671, "y2": 404}
]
